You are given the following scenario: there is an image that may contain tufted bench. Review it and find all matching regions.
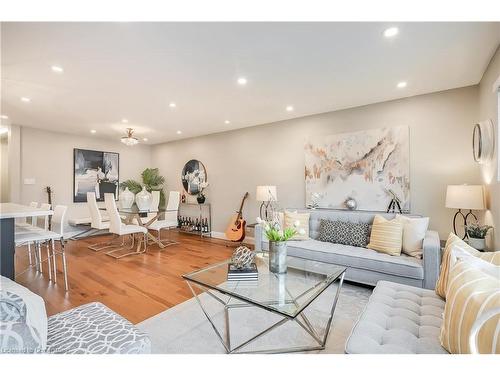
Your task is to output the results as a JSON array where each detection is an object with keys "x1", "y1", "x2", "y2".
[{"x1": 345, "y1": 281, "x2": 448, "y2": 354}]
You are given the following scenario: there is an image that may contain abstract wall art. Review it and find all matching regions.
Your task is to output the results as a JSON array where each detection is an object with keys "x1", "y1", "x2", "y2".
[
  {"x1": 304, "y1": 126, "x2": 410, "y2": 212},
  {"x1": 73, "y1": 148, "x2": 119, "y2": 202}
]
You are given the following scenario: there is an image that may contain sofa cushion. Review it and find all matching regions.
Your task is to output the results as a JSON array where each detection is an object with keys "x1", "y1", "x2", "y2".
[
  {"x1": 286, "y1": 239, "x2": 424, "y2": 280},
  {"x1": 346, "y1": 281, "x2": 448, "y2": 354},
  {"x1": 367, "y1": 215, "x2": 404, "y2": 256},
  {"x1": 318, "y1": 219, "x2": 370, "y2": 247},
  {"x1": 47, "y1": 302, "x2": 151, "y2": 354}
]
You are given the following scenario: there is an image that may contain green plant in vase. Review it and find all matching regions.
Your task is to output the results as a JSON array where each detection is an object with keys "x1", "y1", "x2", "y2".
[
  {"x1": 256, "y1": 215, "x2": 304, "y2": 273},
  {"x1": 466, "y1": 223, "x2": 493, "y2": 251},
  {"x1": 120, "y1": 168, "x2": 166, "y2": 207}
]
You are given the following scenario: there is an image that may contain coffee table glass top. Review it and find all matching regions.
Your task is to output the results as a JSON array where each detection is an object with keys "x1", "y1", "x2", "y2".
[{"x1": 183, "y1": 253, "x2": 346, "y2": 318}]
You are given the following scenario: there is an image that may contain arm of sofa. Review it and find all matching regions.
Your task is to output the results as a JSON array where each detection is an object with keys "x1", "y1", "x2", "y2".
[{"x1": 422, "y1": 230, "x2": 442, "y2": 290}]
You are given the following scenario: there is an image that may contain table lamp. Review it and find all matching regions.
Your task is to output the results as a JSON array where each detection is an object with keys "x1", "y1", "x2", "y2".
[
  {"x1": 445, "y1": 184, "x2": 485, "y2": 239},
  {"x1": 256, "y1": 185, "x2": 277, "y2": 221}
]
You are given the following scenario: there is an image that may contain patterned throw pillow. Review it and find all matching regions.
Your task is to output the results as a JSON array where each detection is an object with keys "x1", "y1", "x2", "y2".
[{"x1": 318, "y1": 219, "x2": 370, "y2": 247}]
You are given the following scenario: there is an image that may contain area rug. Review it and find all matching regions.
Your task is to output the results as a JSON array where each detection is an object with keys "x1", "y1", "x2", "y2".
[{"x1": 137, "y1": 282, "x2": 372, "y2": 354}]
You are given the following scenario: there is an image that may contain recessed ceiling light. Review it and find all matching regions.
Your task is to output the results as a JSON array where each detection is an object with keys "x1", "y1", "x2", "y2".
[
  {"x1": 237, "y1": 77, "x2": 247, "y2": 86},
  {"x1": 51, "y1": 65, "x2": 64, "y2": 73},
  {"x1": 143, "y1": 138, "x2": 148, "y2": 142},
  {"x1": 176, "y1": 130, "x2": 182, "y2": 135},
  {"x1": 397, "y1": 81, "x2": 407, "y2": 88},
  {"x1": 224, "y1": 120, "x2": 230, "y2": 124},
  {"x1": 121, "y1": 118, "x2": 128, "y2": 123},
  {"x1": 383, "y1": 27, "x2": 399, "y2": 38},
  {"x1": 90, "y1": 129, "x2": 97, "y2": 134},
  {"x1": 0, "y1": 128, "x2": 8, "y2": 135},
  {"x1": 169, "y1": 102, "x2": 177, "y2": 108},
  {"x1": 20, "y1": 97, "x2": 31, "y2": 103},
  {"x1": 0, "y1": 115, "x2": 8, "y2": 119},
  {"x1": 286, "y1": 105, "x2": 294, "y2": 112}
]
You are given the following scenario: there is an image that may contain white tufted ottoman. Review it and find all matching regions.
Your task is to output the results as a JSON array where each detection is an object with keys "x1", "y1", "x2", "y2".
[{"x1": 345, "y1": 281, "x2": 448, "y2": 354}]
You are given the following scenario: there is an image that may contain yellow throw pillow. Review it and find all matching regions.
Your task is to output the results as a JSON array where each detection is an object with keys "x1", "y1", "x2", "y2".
[
  {"x1": 440, "y1": 258, "x2": 500, "y2": 354},
  {"x1": 435, "y1": 233, "x2": 500, "y2": 299},
  {"x1": 366, "y1": 215, "x2": 403, "y2": 256},
  {"x1": 284, "y1": 211, "x2": 310, "y2": 240}
]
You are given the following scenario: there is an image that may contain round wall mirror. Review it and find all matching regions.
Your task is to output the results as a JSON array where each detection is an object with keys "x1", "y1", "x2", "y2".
[
  {"x1": 181, "y1": 159, "x2": 207, "y2": 195},
  {"x1": 472, "y1": 120, "x2": 495, "y2": 164}
]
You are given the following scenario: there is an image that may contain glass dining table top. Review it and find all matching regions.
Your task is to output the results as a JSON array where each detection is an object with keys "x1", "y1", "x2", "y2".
[
  {"x1": 183, "y1": 253, "x2": 346, "y2": 318},
  {"x1": 117, "y1": 204, "x2": 166, "y2": 214}
]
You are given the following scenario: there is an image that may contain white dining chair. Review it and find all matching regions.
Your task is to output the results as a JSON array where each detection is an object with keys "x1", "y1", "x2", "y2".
[
  {"x1": 104, "y1": 193, "x2": 148, "y2": 259},
  {"x1": 14, "y1": 205, "x2": 69, "y2": 290},
  {"x1": 86, "y1": 192, "x2": 116, "y2": 251},
  {"x1": 16, "y1": 202, "x2": 38, "y2": 229},
  {"x1": 36, "y1": 203, "x2": 52, "y2": 230},
  {"x1": 148, "y1": 191, "x2": 180, "y2": 247}
]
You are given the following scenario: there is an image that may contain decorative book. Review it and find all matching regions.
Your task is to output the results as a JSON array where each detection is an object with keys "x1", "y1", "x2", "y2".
[{"x1": 227, "y1": 262, "x2": 258, "y2": 281}]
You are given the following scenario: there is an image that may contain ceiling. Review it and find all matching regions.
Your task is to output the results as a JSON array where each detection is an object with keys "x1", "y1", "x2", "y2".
[{"x1": 1, "y1": 22, "x2": 499, "y2": 144}]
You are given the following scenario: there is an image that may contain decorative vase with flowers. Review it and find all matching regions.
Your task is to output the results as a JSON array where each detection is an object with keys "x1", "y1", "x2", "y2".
[
  {"x1": 197, "y1": 181, "x2": 209, "y2": 204},
  {"x1": 466, "y1": 223, "x2": 493, "y2": 251},
  {"x1": 256, "y1": 215, "x2": 305, "y2": 273}
]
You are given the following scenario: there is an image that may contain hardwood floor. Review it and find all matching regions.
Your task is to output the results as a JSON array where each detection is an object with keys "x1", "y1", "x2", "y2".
[{"x1": 14, "y1": 231, "x2": 236, "y2": 324}]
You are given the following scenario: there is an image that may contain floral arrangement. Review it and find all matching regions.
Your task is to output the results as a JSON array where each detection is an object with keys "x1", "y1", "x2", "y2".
[
  {"x1": 256, "y1": 215, "x2": 305, "y2": 242},
  {"x1": 466, "y1": 223, "x2": 493, "y2": 239},
  {"x1": 198, "y1": 181, "x2": 209, "y2": 198}
]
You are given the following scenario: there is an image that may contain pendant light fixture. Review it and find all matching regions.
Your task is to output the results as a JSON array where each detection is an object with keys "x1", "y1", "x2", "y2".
[{"x1": 121, "y1": 128, "x2": 139, "y2": 146}]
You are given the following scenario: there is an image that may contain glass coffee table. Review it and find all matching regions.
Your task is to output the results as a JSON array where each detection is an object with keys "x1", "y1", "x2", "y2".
[{"x1": 183, "y1": 253, "x2": 346, "y2": 354}]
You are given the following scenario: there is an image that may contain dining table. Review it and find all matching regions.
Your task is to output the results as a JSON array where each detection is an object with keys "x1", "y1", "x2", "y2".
[
  {"x1": 0, "y1": 203, "x2": 54, "y2": 279},
  {"x1": 100, "y1": 204, "x2": 171, "y2": 256}
]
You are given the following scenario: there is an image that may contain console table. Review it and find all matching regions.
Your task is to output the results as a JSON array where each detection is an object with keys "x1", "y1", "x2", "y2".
[{"x1": 178, "y1": 202, "x2": 212, "y2": 238}]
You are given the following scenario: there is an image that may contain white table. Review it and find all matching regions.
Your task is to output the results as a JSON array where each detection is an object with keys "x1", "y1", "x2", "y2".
[{"x1": 0, "y1": 203, "x2": 53, "y2": 279}]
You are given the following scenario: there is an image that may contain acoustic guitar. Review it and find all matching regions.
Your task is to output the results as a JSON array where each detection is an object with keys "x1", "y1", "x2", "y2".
[{"x1": 225, "y1": 192, "x2": 249, "y2": 242}]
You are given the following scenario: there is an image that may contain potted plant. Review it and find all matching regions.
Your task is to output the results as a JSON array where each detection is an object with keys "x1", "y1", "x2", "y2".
[
  {"x1": 256, "y1": 215, "x2": 304, "y2": 273},
  {"x1": 466, "y1": 223, "x2": 493, "y2": 251},
  {"x1": 197, "y1": 181, "x2": 209, "y2": 204},
  {"x1": 120, "y1": 168, "x2": 166, "y2": 207}
]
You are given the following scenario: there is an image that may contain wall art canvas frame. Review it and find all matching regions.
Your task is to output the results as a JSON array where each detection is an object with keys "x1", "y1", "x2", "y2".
[
  {"x1": 304, "y1": 126, "x2": 410, "y2": 212},
  {"x1": 73, "y1": 148, "x2": 120, "y2": 203}
]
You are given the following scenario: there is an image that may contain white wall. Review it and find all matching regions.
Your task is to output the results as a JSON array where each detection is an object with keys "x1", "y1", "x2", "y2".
[
  {"x1": 0, "y1": 133, "x2": 8, "y2": 202},
  {"x1": 478, "y1": 46, "x2": 500, "y2": 250},
  {"x1": 152, "y1": 85, "x2": 481, "y2": 240},
  {"x1": 17, "y1": 126, "x2": 152, "y2": 224}
]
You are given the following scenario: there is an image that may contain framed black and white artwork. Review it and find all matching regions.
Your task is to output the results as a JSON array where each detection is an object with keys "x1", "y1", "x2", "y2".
[{"x1": 73, "y1": 148, "x2": 119, "y2": 202}]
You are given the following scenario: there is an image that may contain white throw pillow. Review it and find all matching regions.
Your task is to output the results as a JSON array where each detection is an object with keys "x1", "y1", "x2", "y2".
[{"x1": 395, "y1": 215, "x2": 429, "y2": 258}]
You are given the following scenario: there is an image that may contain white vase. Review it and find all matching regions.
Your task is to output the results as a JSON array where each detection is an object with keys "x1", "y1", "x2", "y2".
[
  {"x1": 135, "y1": 186, "x2": 152, "y2": 211},
  {"x1": 120, "y1": 187, "x2": 135, "y2": 209}
]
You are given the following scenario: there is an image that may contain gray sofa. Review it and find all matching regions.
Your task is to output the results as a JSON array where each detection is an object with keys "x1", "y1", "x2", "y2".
[{"x1": 254, "y1": 209, "x2": 441, "y2": 290}]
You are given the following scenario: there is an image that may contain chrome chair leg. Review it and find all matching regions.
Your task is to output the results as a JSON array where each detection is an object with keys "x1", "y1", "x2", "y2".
[
  {"x1": 28, "y1": 243, "x2": 33, "y2": 266},
  {"x1": 46, "y1": 242, "x2": 52, "y2": 281},
  {"x1": 60, "y1": 238, "x2": 69, "y2": 291},
  {"x1": 88, "y1": 234, "x2": 121, "y2": 251},
  {"x1": 37, "y1": 242, "x2": 43, "y2": 273},
  {"x1": 51, "y1": 239, "x2": 58, "y2": 284}
]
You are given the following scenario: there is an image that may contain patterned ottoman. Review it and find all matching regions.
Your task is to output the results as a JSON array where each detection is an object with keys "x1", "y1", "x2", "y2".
[{"x1": 47, "y1": 302, "x2": 151, "y2": 354}]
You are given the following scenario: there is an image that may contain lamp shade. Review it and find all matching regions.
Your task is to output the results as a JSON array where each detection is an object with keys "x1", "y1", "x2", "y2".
[
  {"x1": 256, "y1": 186, "x2": 277, "y2": 202},
  {"x1": 445, "y1": 185, "x2": 485, "y2": 210}
]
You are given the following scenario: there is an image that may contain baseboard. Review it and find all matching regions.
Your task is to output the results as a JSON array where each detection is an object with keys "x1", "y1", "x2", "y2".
[{"x1": 211, "y1": 231, "x2": 255, "y2": 245}]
